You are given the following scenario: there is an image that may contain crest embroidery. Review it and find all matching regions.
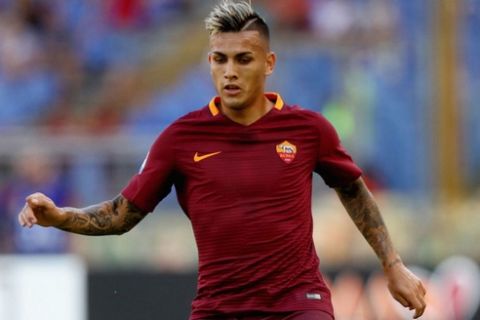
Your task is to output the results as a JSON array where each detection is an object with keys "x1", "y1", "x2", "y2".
[{"x1": 276, "y1": 141, "x2": 297, "y2": 164}]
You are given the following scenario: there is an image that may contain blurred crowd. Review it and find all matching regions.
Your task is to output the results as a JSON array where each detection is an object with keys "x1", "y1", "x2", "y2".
[
  {"x1": 0, "y1": 0, "x2": 192, "y2": 131},
  {"x1": 0, "y1": 0, "x2": 479, "y2": 272},
  {"x1": 0, "y1": 0, "x2": 192, "y2": 253},
  {"x1": 0, "y1": 0, "x2": 403, "y2": 131}
]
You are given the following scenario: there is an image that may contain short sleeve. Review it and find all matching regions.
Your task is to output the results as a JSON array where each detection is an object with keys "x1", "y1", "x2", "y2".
[
  {"x1": 121, "y1": 127, "x2": 176, "y2": 213},
  {"x1": 314, "y1": 114, "x2": 362, "y2": 188}
]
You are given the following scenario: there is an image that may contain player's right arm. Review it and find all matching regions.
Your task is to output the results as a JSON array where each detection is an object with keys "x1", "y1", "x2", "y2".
[{"x1": 18, "y1": 192, "x2": 146, "y2": 236}]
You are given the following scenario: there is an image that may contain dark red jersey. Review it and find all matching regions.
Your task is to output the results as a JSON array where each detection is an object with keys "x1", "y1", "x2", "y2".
[{"x1": 122, "y1": 93, "x2": 362, "y2": 318}]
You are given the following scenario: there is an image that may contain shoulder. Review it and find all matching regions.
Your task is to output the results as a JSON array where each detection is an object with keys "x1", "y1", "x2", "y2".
[
  {"x1": 169, "y1": 105, "x2": 213, "y2": 128},
  {"x1": 167, "y1": 105, "x2": 209, "y2": 123},
  {"x1": 149, "y1": 105, "x2": 211, "y2": 148},
  {"x1": 176, "y1": 106, "x2": 212, "y2": 122},
  {"x1": 281, "y1": 104, "x2": 335, "y2": 132},
  {"x1": 160, "y1": 105, "x2": 211, "y2": 134}
]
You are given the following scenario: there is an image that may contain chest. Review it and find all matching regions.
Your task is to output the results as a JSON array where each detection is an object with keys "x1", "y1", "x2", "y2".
[{"x1": 173, "y1": 128, "x2": 318, "y2": 196}]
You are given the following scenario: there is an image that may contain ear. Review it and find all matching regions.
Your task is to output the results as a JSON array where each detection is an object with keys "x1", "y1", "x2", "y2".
[
  {"x1": 208, "y1": 53, "x2": 213, "y2": 75},
  {"x1": 265, "y1": 51, "x2": 276, "y2": 76}
]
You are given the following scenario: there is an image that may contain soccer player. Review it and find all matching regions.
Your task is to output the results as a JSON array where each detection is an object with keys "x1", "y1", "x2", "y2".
[{"x1": 18, "y1": 1, "x2": 426, "y2": 319}]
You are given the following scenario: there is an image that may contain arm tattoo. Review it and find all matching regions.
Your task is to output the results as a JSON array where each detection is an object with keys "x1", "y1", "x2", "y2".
[
  {"x1": 58, "y1": 195, "x2": 146, "y2": 236},
  {"x1": 335, "y1": 178, "x2": 399, "y2": 269}
]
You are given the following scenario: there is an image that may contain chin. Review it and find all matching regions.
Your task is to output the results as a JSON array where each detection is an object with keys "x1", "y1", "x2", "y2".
[{"x1": 221, "y1": 96, "x2": 246, "y2": 110}]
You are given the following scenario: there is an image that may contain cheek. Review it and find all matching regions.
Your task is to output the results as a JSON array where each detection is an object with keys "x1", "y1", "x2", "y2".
[
  {"x1": 245, "y1": 66, "x2": 266, "y2": 83},
  {"x1": 210, "y1": 68, "x2": 223, "y2": 82}
]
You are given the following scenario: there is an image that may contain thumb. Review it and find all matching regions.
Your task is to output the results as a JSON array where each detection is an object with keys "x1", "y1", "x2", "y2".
[
  {"x1": 27, "y1": 197, "x2": 39, "y2": 207},
  {"x1": 26, "y1": 194, "x2": 53, "y2": 210}
]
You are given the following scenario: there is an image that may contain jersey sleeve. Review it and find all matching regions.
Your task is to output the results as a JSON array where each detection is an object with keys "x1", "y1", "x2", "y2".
[
  {"x1": 314, "y1": 114, "x2": 362, "y2": 188},
  {"x1": 121, "y1": 127, "x2": 176, "y2": 213}
]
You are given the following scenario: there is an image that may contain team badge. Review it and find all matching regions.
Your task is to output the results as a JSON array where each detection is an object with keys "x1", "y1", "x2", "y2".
[{"x1": 276, "y1": 141, "x2": 297, "y2": 164}]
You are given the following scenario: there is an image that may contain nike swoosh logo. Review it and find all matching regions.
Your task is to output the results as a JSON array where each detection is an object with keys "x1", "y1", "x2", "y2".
[{"x1": 194, "y1": 151, "x2": 222, "y2": 162}]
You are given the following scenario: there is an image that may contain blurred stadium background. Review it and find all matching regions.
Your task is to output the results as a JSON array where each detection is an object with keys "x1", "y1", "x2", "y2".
[{"x1": 0, "y1": 0, "x2": 479, "y2": 319}]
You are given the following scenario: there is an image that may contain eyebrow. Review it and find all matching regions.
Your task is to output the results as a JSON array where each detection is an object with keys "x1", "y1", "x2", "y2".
[{"x1": 209, "y1": 51, "x2": 253, "y2": 57}]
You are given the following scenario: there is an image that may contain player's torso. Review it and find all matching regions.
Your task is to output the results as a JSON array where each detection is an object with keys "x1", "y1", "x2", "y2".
[
  {"x1": 172, "y1": 110, "x2": 318, "y2": 225},
  {"x1": 169, "y1": 108, "x2": 322, "y2": 264},
  {"x1": 169, "y1": 104, "x2": 333, "y2": 314}
]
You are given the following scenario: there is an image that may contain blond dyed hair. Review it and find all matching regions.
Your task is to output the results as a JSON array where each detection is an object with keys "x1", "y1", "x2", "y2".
[{"x1": 205, "y1": 0, "x2": 270, "y2": 40}]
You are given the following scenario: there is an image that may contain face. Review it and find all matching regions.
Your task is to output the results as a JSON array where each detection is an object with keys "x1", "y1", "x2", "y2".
[{"x1": 208, "y1": 30, "x2": 275, "y2": 111}]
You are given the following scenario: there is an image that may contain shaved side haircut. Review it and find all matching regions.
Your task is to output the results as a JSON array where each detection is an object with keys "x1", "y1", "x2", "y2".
[{"x1": 205, "y1": 0, "x2": 270, "y2": 42}]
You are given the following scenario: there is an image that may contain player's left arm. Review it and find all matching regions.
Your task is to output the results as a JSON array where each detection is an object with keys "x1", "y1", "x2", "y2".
[{"x1": 335, "y1": 177, "x2": 427, "y2": 319}]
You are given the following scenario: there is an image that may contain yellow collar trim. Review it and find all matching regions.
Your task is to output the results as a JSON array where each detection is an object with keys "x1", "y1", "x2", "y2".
[
  {"x1": 208, "y1": 93, "x2": 284, "y2": 116},
  {"x1": 208, "y1": 97, "x2": 220, "y2": 116}
]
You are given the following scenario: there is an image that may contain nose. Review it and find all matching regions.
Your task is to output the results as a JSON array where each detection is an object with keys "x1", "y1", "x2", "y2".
[{"x1": 224, "y1": 60, "x2": 238, "y2": 80}]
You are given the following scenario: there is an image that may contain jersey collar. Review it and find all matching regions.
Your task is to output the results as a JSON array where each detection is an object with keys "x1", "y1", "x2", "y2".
[{"x1": 208, "y1": 92, "x2": 284, "y2": 117}]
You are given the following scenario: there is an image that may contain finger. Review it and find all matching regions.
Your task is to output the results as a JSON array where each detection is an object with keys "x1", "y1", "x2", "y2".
[
  {"x1": 413, "y1": 294, "x2": 427, "y2": 319},
  {"x1": 26, "y1": 196, "x2": 53, "y2": 217},
  {"x1": 26, "y1": 192, "x2": 48, "y2": 204},
  {"x1": 27, "y1": 213, "x2": 38, "y2": 225},
  {"x1": 18, "y1": 205, "x2": 30, "y2": 227},
  {"x1": 414, "y1": 304, "x2": 426, "y2": 319},
  {"x1": 27, "y1": 196, "x2": 44, "y2": 209},
  {"x1": 406, "y1": 294, "x2": 425, "y2": 318},
  {"x1": 18, "y1": 211, "x2": 28, "y2": 227},
  {"x1": 393, "y1": 293, "x2": 410, "y2": 308},
  {"x1": 19, "y1": 210, "x2": 35, "y2": 228},
  {"x1": 23, "y1": 203, "x2": 38, "y2": 224},
  {"x1": 419, "y1": 281, "x2": 427, "y2": 296},
  {"x1": 26, "y1": 192, "x2": 42, "y2": 202}
]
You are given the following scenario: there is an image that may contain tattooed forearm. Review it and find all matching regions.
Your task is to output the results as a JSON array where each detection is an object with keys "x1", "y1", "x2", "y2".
[
  {"x1": 57, "y1": 195, "x2": 146, "y2": 236},
  {"x1": 335, "y1": 178, "x2": 399, "y2": 269}
]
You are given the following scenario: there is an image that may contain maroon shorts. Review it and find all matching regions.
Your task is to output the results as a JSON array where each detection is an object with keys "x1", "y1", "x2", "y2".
[{"x1": 195, "y1": 310, "x2": 333, "y2": 320}]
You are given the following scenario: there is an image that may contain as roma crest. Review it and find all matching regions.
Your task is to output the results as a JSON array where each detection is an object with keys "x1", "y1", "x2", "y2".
[{"x1": 276, "y1": 141, "x2": 297, "y2": 164}]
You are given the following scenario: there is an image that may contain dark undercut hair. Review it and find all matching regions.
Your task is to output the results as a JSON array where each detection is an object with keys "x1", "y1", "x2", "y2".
[{"x1": 205, "y1": 0, "x2": 270, "y2": 42}]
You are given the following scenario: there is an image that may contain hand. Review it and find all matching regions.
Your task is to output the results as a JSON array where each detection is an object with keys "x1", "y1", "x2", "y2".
[
  {"x1": 384, "y1": 260, "x2": 427, "y2": 318},
  {"x1": 18, "y1": 193, "x2": 66, "y2": 228}
]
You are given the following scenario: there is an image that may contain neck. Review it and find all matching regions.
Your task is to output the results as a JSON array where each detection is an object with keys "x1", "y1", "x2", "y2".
[{"x1": 221, "y1": 94, "x2": 274, "y2": 126}]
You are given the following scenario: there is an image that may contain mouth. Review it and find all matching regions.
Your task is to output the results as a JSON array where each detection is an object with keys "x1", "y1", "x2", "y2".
[{"x1": 223, "y1": 84, "x2": 241, "y2": 96}]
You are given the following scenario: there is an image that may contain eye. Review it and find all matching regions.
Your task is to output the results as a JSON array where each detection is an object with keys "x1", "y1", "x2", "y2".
[
  {"x1": 212, "y1": 55, "x2": 226, "y2": 63},
  {"x1": 238, "y1": 56, "x2": 252, "y2": 64}
]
